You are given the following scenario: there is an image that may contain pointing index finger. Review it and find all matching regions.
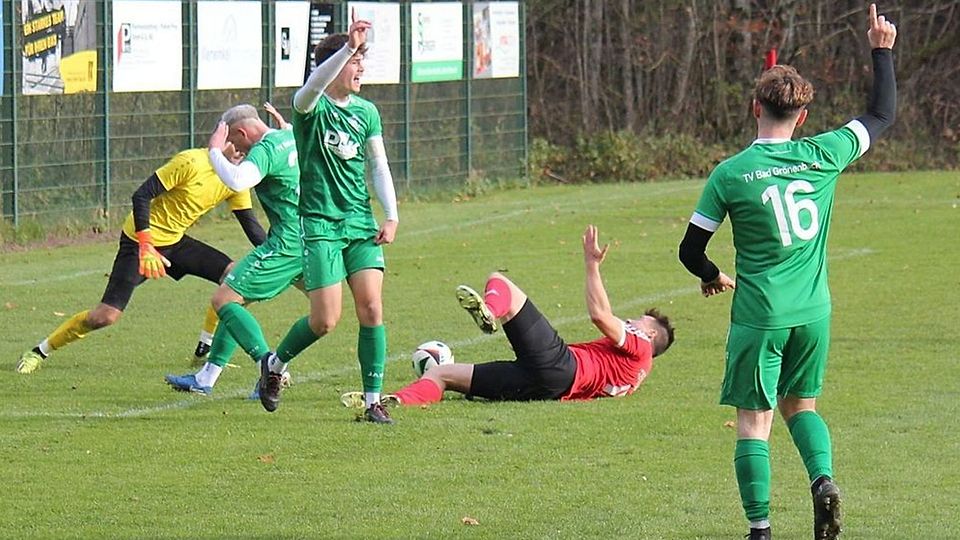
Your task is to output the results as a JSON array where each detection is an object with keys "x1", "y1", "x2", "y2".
[{"x1": 868, "y1": 3, "x2": 878, "y2": 28}]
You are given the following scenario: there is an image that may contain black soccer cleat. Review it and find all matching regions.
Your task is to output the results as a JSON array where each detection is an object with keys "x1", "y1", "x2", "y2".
[
  {"x1": 362, "y1": 402, "x2": 394, "y2": 424},
  {"x1": 258, "y1": 352, "x2": 283, "y2": 413},
  {"x1": 812, "y1": 477, "x2": 843, "y2": 539},
  {"x1": 745, "y1": 527, "x2": 771, "y2": 540}
]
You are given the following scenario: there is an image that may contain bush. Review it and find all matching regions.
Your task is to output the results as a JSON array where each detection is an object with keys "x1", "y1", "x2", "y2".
[{"x1": 529, "y1": 132, "x2": 730, "y2": 184}]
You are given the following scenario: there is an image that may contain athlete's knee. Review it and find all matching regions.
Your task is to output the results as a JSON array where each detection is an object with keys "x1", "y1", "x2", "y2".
[
  {"x1": 354, "y1": 299, "x2": 383, "y2": 326},
  {"x1": 308, "y1": 313, "x2": 339, "y2": 336},
  {"x1": 210, "y1": 285, "x2": 241, "y2": 311},
  {"x1": 778, "y1": 396, "x2": 817, "y2": 420},
  {"x1": 87, "y1": 306, "x2": 121, "y2": 328}
]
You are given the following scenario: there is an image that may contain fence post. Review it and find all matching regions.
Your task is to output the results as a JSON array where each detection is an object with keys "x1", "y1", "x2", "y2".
[
  {"x1": 187, "y1": 0, "x2": 196, "y2": 148},
  {"x1": 402, "y1": 2, "x2": 411, "y2": 189},
  {"x1": 10, "y1": 1, "x2": 19, "y2": 227},
  {"x1": 101, "y1": 0, "x2": 112, "y2": 216},
  {"x1": 464, "y1": 3, "x2": 473, "y2": 180},
  {"x1": 520, "y1": 1, "x2": 528, "y2": 181}
]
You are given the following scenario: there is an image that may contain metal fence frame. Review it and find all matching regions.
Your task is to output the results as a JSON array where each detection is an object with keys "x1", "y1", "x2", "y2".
[{"x1": 0, "y1": 0, "x2": 527, "y2": 229}]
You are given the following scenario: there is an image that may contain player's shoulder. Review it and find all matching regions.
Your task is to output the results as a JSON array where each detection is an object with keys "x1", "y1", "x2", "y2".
[
  {"x1": 157, "y1": 148, "x2": 210, "y2": 180},
  {"x1": 257, "y1": 128, "x2": 293, "y2": 149},
  {"x1": 167, "y1": 148, "x2": 208, "y2": 166},
  {"x1": 349, "y1": 95, "x2": 380, "y2": 115}
]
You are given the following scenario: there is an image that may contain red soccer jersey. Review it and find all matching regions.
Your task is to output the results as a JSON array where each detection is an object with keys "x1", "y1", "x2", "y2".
[{"x1": 562, "y1": 322, "x2": 654, "y2": 400}]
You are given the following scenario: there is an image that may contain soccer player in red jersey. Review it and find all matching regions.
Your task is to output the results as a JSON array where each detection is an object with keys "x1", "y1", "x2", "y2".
[{"x1": 345, "y1": 225, "x2": 674, "y2": 407}]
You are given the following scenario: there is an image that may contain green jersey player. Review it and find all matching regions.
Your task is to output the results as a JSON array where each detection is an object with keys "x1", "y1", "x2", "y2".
[
  {"x1": 258, "y1": 15, "x2": 400, "y2": 424},
  {"x1": 678, "y1": 4, "x2": 898, "y2": 539},
  {"x1": 165, "y1": 104, "x2": 303, "y2": 396}
]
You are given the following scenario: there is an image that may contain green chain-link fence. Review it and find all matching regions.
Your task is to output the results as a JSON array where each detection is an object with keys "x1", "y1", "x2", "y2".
[{"x1": 0, "y1": 0, "x2": 527, "y2": 231}]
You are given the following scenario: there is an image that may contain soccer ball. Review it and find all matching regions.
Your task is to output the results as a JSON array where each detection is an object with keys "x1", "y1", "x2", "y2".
[{"x1": 411, "y1": 341, "x2": 454, "y2": 377}]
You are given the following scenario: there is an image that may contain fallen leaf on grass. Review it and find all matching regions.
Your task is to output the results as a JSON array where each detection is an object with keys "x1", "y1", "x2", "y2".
[
  {"x1": 723, "y1": 421, "x2": 736, "y2": 429},
  {"x1": 54, "y1": 311, "x2": 66, "y2": 317},
  {"x1": 461, "y1": 517, "x2": 480, "y2": 526},
  {"x1": 4, "y1": 302, "x2": 16, "y2": 310},
  {"x1": 257, "y1": 454, "x2": 276, "y2": 464}
]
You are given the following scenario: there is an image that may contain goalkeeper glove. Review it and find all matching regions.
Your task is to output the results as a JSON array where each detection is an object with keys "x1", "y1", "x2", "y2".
[{"x1": 136, "y1": 230, "x2": 171, "y2": 279}]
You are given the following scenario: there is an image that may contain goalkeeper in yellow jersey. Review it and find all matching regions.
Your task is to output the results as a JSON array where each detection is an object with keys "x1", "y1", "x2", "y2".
[{"x1": 15, "y1": 144, "x2": 266, "y2": 374}]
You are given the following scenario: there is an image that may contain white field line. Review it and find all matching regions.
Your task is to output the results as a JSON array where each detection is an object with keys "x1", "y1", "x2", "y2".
[{"x1": 4, "y1": 243, "x2": 876, "y2": 420}]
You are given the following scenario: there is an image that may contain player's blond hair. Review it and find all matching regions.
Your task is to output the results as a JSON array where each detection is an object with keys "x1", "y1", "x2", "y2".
[
  {"x1": 754, "y1": 65, "x2": 815, "y2": 120},
  {"x1": 220, "y1": 104, "x2": 260, "y2": 128}
]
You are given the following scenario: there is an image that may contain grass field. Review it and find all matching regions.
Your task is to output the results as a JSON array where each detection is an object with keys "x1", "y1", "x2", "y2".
[{"x1": 1, "y1": 172, "x2": 958, "y2": 539}]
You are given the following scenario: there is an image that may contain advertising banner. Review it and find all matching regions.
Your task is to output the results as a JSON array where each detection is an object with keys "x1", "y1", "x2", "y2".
[
  {"x1": 473, "y1": 2, "x2": 519, "y2": 79},
  {"x1": 411, "y1": 2, "x2": 462, "y2": 83},
  {"x1": 275, "y1": 1, "x2": 311, "y2": 87},
  {"x1": 21, "y1": 0, "x2": 98, "y2": 94},
  {"x1": 197, "y1": 1, "x2": 262, "y2": 90},
  {"x1": 304, "y1": 2, "x2": 336, "y2": 83},
  {"x1": 112, "y1": 0, "x2": 182, "y2": 92},
  {"x1": 347, "y1": 2, "x2": 400, "y2": 85}
]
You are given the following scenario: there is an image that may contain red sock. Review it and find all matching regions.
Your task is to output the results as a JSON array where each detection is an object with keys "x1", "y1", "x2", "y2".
[
  {"x1": 394, "y1": 378, "x2": 443, "y2": 406},
  {"x1": 483, "y1": 277, "x2": 511, "y2": 318}
]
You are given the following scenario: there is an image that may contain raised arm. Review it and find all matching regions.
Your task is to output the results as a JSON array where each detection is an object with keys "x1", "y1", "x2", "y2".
[
  {"x1": 853, "y1": 3, "x2": 898, "y2": 145},
  {"x1": 293, "y1": 18, "x2": 371, "y2": 114},
  {"x1": 207, "y1": 122, "x2": 264, "y2": 191},
  {"x1": 582, "y1": 225, "x2": 623, "y2": 343}
]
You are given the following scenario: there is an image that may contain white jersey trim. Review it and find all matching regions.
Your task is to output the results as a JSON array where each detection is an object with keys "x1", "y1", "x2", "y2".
[
  {"x1": 622, "y1": 321, "x2": 652, "y2": 347},
  {"x1": 844, "y1": 119, "x2": 871, "y2": 158},
  {"x1": 690, "y1": 212, "x2": 721, "y2": 232}
]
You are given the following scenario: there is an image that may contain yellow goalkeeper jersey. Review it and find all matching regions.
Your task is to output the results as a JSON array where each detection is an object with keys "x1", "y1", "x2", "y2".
[{"x1": 121, "y1": 149, "x2": 253, "y2": 246}]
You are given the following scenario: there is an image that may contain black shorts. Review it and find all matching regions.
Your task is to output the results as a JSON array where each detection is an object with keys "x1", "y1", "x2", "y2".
[
  {"x1": 468, "y1": 299, "x2": 577, "y2": 401},
  {"x1": 100, "y1": 233, "x2": 232, "y2": 310}
]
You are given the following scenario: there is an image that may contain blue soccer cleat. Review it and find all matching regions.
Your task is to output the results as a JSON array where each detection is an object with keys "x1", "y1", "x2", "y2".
[{"x1": 164, "y1": 373, "x2": 212, "y2": 396}]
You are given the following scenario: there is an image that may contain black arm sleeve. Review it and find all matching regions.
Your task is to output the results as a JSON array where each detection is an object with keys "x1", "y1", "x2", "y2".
[
  {"x1": 678, "y1": 223, "x2": 720, "y2": 283},
  {"x1": 131, "y1": 173, "x2": 167, "y2": 232},
  {"x1": 855, "y1": 48, "x2": 896, "y2": 141},
  {"x1": 233, "y1": 208, "x2": 267, "y2": 247}
]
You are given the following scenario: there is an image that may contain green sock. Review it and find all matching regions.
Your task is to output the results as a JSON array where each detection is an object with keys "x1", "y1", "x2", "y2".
[
  {"x1": 207, "y1": 322, "x2": 238, "y2": 368},
  {"x1": 787, "y1": 410, "x2": 834, "y2": 483},
  {"x1": 358, "y1": 325, "x2": 386, "y2": 393},
  {"x1": 217, "y1": 303, "x2": 269, "y2": 362},
  {"x1": 735, "y1": 439, "x2": 771, "y2": 523},
  {"x1": 277, "y1": 316, "x2": 319, "y2": 363}
]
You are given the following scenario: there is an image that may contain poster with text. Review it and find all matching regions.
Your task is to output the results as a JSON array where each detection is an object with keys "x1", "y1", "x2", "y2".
[
  {"x1": 347, "y1": 2, "x2": 400, "y2": 85},
  {"x1": 112, "y1": 1, "x2": 182, "y2": 92},
  {"x1": 410, "y1": 3, "x2": 462, "y2": 83},
  {"x1": 304, "y1": 2, "x2": 335, "y2": 83},
  {"x1": 21, "y1": 0, "x2": 98, "y2": 95},
  {"x1": 197, "y1": 1, "x2": 261, "y2": 90},
  {"x1": 473, "y1": 2, "x2": 519, "y2": 79},
  {"x1": 275, "y1": 1, "x2": 310, "y2": 87}
]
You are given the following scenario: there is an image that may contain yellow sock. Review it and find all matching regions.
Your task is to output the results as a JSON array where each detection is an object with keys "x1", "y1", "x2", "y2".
[
  {"x1": 201, "y1": 305, "x2": 219, "y2": 342},
  {"x1": 47, "y1": 310, "x2": 94, "y2": 350}
]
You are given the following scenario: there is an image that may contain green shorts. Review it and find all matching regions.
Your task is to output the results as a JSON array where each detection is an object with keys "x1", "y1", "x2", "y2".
[
  {"x1": 720, "y1": 316, "x2": 831, "y2": 410},
  {"x1": 224, "y1": 243, "x2": 303, "y2": 302},
  {"x1": 301, "y1": 216, "x2": 384, "y2": 291}
]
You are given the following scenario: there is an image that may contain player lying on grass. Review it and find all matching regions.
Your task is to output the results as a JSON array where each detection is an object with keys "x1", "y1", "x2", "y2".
[
  {"x1": 165, "y1": 103, "x2": 303, "y2": 396},
  {"x1": 344, "y1": 225, "x2": 674, "y2": 407},
  {"x1": 676, "y1": 4, "x2": 897, "y2": 539},
  {"x1": 16, "y1": 144, "x2": 266, "y2": 374}
]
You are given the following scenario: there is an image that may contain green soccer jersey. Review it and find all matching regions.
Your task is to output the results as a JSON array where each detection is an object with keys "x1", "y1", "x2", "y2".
[
  {"x1": 244, "y1": 128, "x2": 301, "y2": 254},
  {"x1": 291, "y1": 94, "x2": 383, "y2": 221},
  {"x1": 692, "y1": 122, "x2": 870, "y2": 329}
]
